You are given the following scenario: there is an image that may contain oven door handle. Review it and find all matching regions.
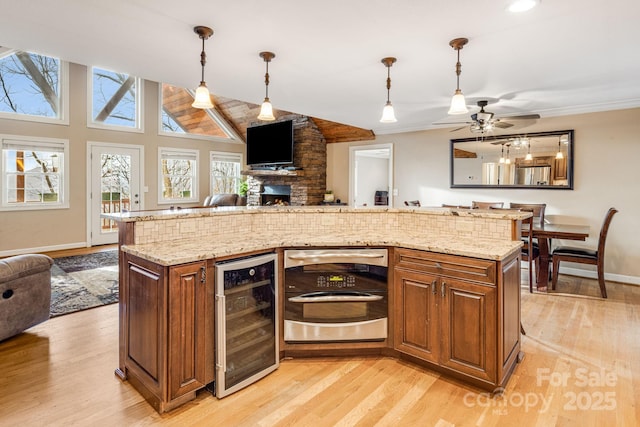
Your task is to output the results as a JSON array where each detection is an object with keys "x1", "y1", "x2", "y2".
[
  {"x1": 287, "y1": 253, "x2": 385, "y2": 260},
  {"x1": 288, "y1": 293, "x2": 383, "y2": 303}
]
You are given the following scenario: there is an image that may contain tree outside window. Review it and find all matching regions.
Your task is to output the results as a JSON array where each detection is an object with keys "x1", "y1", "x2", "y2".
[
  {"x1": 0, "y1": 49, "x2": 61, "y2": 120},
  {"x1": 159, "y1": 148, "x2": 198, "y2": 203}
]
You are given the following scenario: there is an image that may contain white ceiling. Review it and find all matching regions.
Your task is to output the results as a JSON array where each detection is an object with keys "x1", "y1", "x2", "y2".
[{"x1": 1, "y1": 0, "x2": 639, "y2": 136}]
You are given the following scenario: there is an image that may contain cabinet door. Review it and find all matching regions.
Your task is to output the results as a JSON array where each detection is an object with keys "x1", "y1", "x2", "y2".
[
  {"x1": 168, "y1": 261, "x2": 208, "y2": 399},
  {"x1": 440, "y1": 278, "x2": 497, "y2": 383},
  {"x1": 124, "y1": 256, "x2": 165, "y2": 398},
  {"x1": 553, "y1": 157, "x2": 567, "y2": 180},
  {"x1": 394, "y1": 269, "x2": 439, "y2": 364}
]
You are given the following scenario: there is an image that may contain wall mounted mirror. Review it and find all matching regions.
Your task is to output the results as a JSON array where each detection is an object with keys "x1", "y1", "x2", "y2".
[{"x1": 450, "y1": 130, "x2": 573, "y2": 189}]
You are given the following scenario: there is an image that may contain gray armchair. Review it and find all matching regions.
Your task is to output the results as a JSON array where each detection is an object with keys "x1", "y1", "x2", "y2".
[{"x1": 0, "y1": 254, "x2": 53, "y2": 341}]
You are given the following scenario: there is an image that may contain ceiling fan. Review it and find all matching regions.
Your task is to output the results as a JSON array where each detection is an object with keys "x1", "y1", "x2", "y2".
[{"x1": 436, "y1": 100, "x2": 540, "y2": 134}]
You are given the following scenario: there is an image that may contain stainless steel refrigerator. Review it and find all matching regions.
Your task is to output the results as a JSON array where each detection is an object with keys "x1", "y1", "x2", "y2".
[
  {"x1": 215, "y1": 253, "x2": 279, "y2": 398},
  {"x1": 516, "y1": 166, "x2": 551, "y2": 186}
]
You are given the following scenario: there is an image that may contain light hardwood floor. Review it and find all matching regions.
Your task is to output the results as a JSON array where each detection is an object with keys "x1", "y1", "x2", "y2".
[{"x1": 0, "y1": 269, "x2": 638, "y2": 426}]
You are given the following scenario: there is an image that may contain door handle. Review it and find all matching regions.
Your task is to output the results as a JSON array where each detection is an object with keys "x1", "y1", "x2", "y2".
[
  {"x1": 431, "y1": 279, "x2": 437, "y2": 295},
  {"x1": 441, "y1": 281, "x2": 446, "y2": 298}
]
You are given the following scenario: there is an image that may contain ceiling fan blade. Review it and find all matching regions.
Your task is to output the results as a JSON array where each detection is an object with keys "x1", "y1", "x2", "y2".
[
  {"x1": 432, "y1": 121, "x2": 470, "y2": 126},
  {"x1": 450, "y1": 126, "x2": 468, "y2": 132},
  {"x1": 503, "y1": 114, "x2": 541, "y2": 120},
  {"x1": 494, "y1": 122, "x2": 514, "y2": 129}
]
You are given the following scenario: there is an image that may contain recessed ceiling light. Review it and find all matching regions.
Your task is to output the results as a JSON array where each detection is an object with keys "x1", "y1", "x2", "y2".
[{"x1": 507, "y1": 0, "x2": 539, "y2": 13}]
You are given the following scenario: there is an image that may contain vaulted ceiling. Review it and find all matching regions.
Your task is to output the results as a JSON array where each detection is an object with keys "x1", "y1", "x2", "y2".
[{"x1": 1, "y1": 0, "x2": 639, "y2": 139}]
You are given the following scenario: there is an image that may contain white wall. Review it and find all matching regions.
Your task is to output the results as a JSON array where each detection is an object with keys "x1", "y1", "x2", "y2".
[{"x1": 327, "y1": 108, "x2": 640, "y2": 283}]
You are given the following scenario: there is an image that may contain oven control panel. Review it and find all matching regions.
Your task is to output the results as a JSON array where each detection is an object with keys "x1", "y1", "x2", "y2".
[{"x1": 317, "y1": 274, "x2": 356, "y2": 288}]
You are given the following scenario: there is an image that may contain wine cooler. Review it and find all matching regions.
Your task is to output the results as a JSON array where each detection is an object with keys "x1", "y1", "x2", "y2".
[{"x1": 214, "y1": 252, "x2": 279, "y2": 398}]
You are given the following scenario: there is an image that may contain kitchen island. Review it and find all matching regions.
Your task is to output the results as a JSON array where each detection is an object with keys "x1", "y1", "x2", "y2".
[{"x1": 104, "y1": 206, "x2": 528, "y2": 413}]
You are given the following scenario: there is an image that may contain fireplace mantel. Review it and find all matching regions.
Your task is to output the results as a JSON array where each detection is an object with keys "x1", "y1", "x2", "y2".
[{"x1": 241, "y1": 169, "x2": 304, "y2": 177}]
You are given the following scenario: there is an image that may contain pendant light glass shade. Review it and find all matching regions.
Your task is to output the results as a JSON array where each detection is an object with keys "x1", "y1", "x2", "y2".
[
  {"x1": 258, "y1": 51, "x2": 276, "y2": 121},
  {"x1": 380, "y1": 101, "x2": 397, "y2": 123},
  {"x1": 447, "y1": 38, "x2": 469, "y2": 115},
  {"x1": 380, "y1": 57, "x2": 398, "y2": 123},
  {"x1": 525, "y1": 142, "x2": 533, "y2": 160},
  {"x1": 192, "y1": 83, "x2": 213, "y2": 109},
  {"x1": 258, "y1": 98, "x2": 275, "y2": 121},
  {"x1": 448, "y1": 89, "x2": 468, "y2": 115},
  {"x1": 191, "y1": 26, "x2": 214, "y2": 109}
]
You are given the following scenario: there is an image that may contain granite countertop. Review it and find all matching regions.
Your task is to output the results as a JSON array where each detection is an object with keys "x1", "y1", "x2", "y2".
[
  {"x1": 103, "y1": 205, "x2": 532, "y2": 222},
  {"x1": 121, "y1": 231, "x2": 523, "y2": 266}
]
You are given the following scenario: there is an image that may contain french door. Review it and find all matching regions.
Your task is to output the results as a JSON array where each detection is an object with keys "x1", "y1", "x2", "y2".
[{"x1": 88, "y1": 143, "x2": 143, "y2": 246}]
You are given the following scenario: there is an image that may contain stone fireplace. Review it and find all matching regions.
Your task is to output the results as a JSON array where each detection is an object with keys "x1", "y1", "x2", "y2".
[
  {"x1": 244, "y1": 116, "x2": 327, "y2": 206},
  {"x1": 261, "y1": 184, "x2": 291, "y2": 205}
]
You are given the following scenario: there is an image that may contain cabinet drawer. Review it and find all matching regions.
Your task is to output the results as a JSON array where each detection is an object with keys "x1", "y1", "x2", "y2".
[{"x1": 394, "y1": 248, "x2": 496, "y2": 285}]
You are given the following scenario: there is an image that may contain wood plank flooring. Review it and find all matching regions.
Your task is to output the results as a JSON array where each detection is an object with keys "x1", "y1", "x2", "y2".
[{"x1": 0, "y1": 269, "x2": 638, "y2": 426}]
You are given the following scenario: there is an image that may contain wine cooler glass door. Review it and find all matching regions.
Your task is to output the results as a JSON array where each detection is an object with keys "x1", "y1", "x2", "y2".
[{"x1": 215, "y1": 252, "x2": 279, "y2": 398}]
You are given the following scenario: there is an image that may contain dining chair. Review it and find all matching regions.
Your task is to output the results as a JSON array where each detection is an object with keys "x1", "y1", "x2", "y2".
[
  {"x1": 472, "y1": 201, "x2": 504, "y2": 209},
  {"x1": 442, "y1": 204, "x2": 471, "y2": 209},
  {"x1": 551, "y1": 207, "x2": 618, "y2": 298},
  {"x1": 404, "y1": 200, "x2": 421, "y2": 206},
  {"x1": 509, "y1": 203, "x2": 546, "y2": 227},
  {"x1": 490, "y1": 207, "x2": 539, "y2": 292}
]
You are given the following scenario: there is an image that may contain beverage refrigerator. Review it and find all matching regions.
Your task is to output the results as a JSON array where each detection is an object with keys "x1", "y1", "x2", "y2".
[{"x1": 214, "y1": 252, "x2": 279, "y2": 398}]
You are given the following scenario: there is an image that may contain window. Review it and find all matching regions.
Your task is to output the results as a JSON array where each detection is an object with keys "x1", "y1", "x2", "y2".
[
  {"x1": 210, "y1": 151, "x2": 243, "y2": 195},
  {"x1": 89, "y1": 66, "x2": 142, "y2": 131},
  {"x1": 158, "y1": 148, "x2": 198, "y2": 204},
  {"x1": 0, "y1": 48, "x2": 68, "y2": 124},
  {"x1": 1, "y1": 135, "x2": 69, "y2": 210},
  {"x1": 159, "y1": 83, "x2": 242, "y2": 142}
]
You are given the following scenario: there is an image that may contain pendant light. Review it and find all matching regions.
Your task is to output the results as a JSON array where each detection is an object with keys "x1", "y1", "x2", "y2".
[
  {"x1": 505, "y1": 146, "x2": 511, "y2": 164},
  {"x1": 499, "y1": 145, "x2": 506, "y2": 163},
  {"x1": 380, "y1": 57, "x2": 397, "y2": 123},
  {"x1": 447, "y1": 38, "x2": 469, "y2": 115},
  {"x1": 556, "y1": 138, "x2": 564, "y2": 159},
  {"x1": 257, "y1": 51, "x2": 276, "y2": 121},
  {"x1": 525, "y1": 142, "x2": 533, "y2": 161},
  {"x1": 191, "y1": 26, "x2": 214, "y2": 109}
]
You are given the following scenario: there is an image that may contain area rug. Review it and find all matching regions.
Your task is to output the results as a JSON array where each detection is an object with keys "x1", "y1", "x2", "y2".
[{"x1": 50, "y1": 250, "x2": 119, "y2": 317}]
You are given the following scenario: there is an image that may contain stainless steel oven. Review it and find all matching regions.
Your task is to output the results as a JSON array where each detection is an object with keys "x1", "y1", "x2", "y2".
[{"x1": 283, "y1": 248, "x2": 388, "y2": 342}]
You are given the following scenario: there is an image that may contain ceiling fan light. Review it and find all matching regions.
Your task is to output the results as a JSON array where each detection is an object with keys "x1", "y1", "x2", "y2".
[
  {"x1": 192, "y1": 83, "x2": 214, "y2": 109},
  {"x1": 448, "y1": 90, "x2": 468, "y2": 115},
  {"x1": 380, "y1": 102, "x2": 397, "y2": 123},
  {"x1": 258, "y1": 98, "x2": 275, "y2": 121},
  {"x1": 507, "y1": 0, "x2": 539, "y2": 13}
]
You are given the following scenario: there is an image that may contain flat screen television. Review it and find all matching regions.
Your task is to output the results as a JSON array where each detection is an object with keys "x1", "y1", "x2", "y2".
[{"x1": 246, "y1": 120, "x2": 294, "y2": 167}]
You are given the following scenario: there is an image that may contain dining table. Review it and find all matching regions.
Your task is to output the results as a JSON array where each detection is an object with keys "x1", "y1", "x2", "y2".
[{"x1": 529, "y1": 222, "x2": 590, "y2": 291}]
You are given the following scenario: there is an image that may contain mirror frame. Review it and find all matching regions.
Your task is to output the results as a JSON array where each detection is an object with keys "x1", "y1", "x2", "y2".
[{"x1": 450, "y1": 130, "x2": 574, "y2": 190}]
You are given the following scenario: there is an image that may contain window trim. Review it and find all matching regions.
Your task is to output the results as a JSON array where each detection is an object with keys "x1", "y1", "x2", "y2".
[
  {"x1": 0, "y1": 134, "x2": 70, "y2": 211},
  {"x1": 87, "y1": 66, "x2": 144, "y2": 133},
  {"x1": 158, "y1": 83, "x2": 243, "y2": 143},
  {"x1": 0, "y1": 50, "x2": 69, "y2": 126},
  {"x1": 157, "y1": 147, "x2": 199, "y2": 204},
  {"x1": 209, "y1": 151, "x2": 244, "y2": 195}
]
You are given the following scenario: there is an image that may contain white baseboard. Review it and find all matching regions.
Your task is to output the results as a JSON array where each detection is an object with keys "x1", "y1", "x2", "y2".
[
  {"x1": 0, "y1": 242, "x2": 88, "y2": 257},
  {"x1": 559, "y1": 266, "x2": 640, "y2": 286}
]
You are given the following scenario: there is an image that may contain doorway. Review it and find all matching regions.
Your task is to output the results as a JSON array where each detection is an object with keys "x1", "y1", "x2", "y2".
[
  {"x1": 88, "y1": 142, "x2": 143, "y2": 246},
  {"x1": 349, "y1": 143, "x2": 393, "y2": 207}
]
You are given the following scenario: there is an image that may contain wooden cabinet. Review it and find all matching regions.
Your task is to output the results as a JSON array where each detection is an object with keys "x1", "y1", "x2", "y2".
[
  {"x1": 394, "y1": 248, "x2": 521, "y2": 390},
  {"x1": 553, "y1": 156, "x2": 568, "y2": 181},
  {"x1": 117, "y1": 254, "x2": 214, "y2": 413}
]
